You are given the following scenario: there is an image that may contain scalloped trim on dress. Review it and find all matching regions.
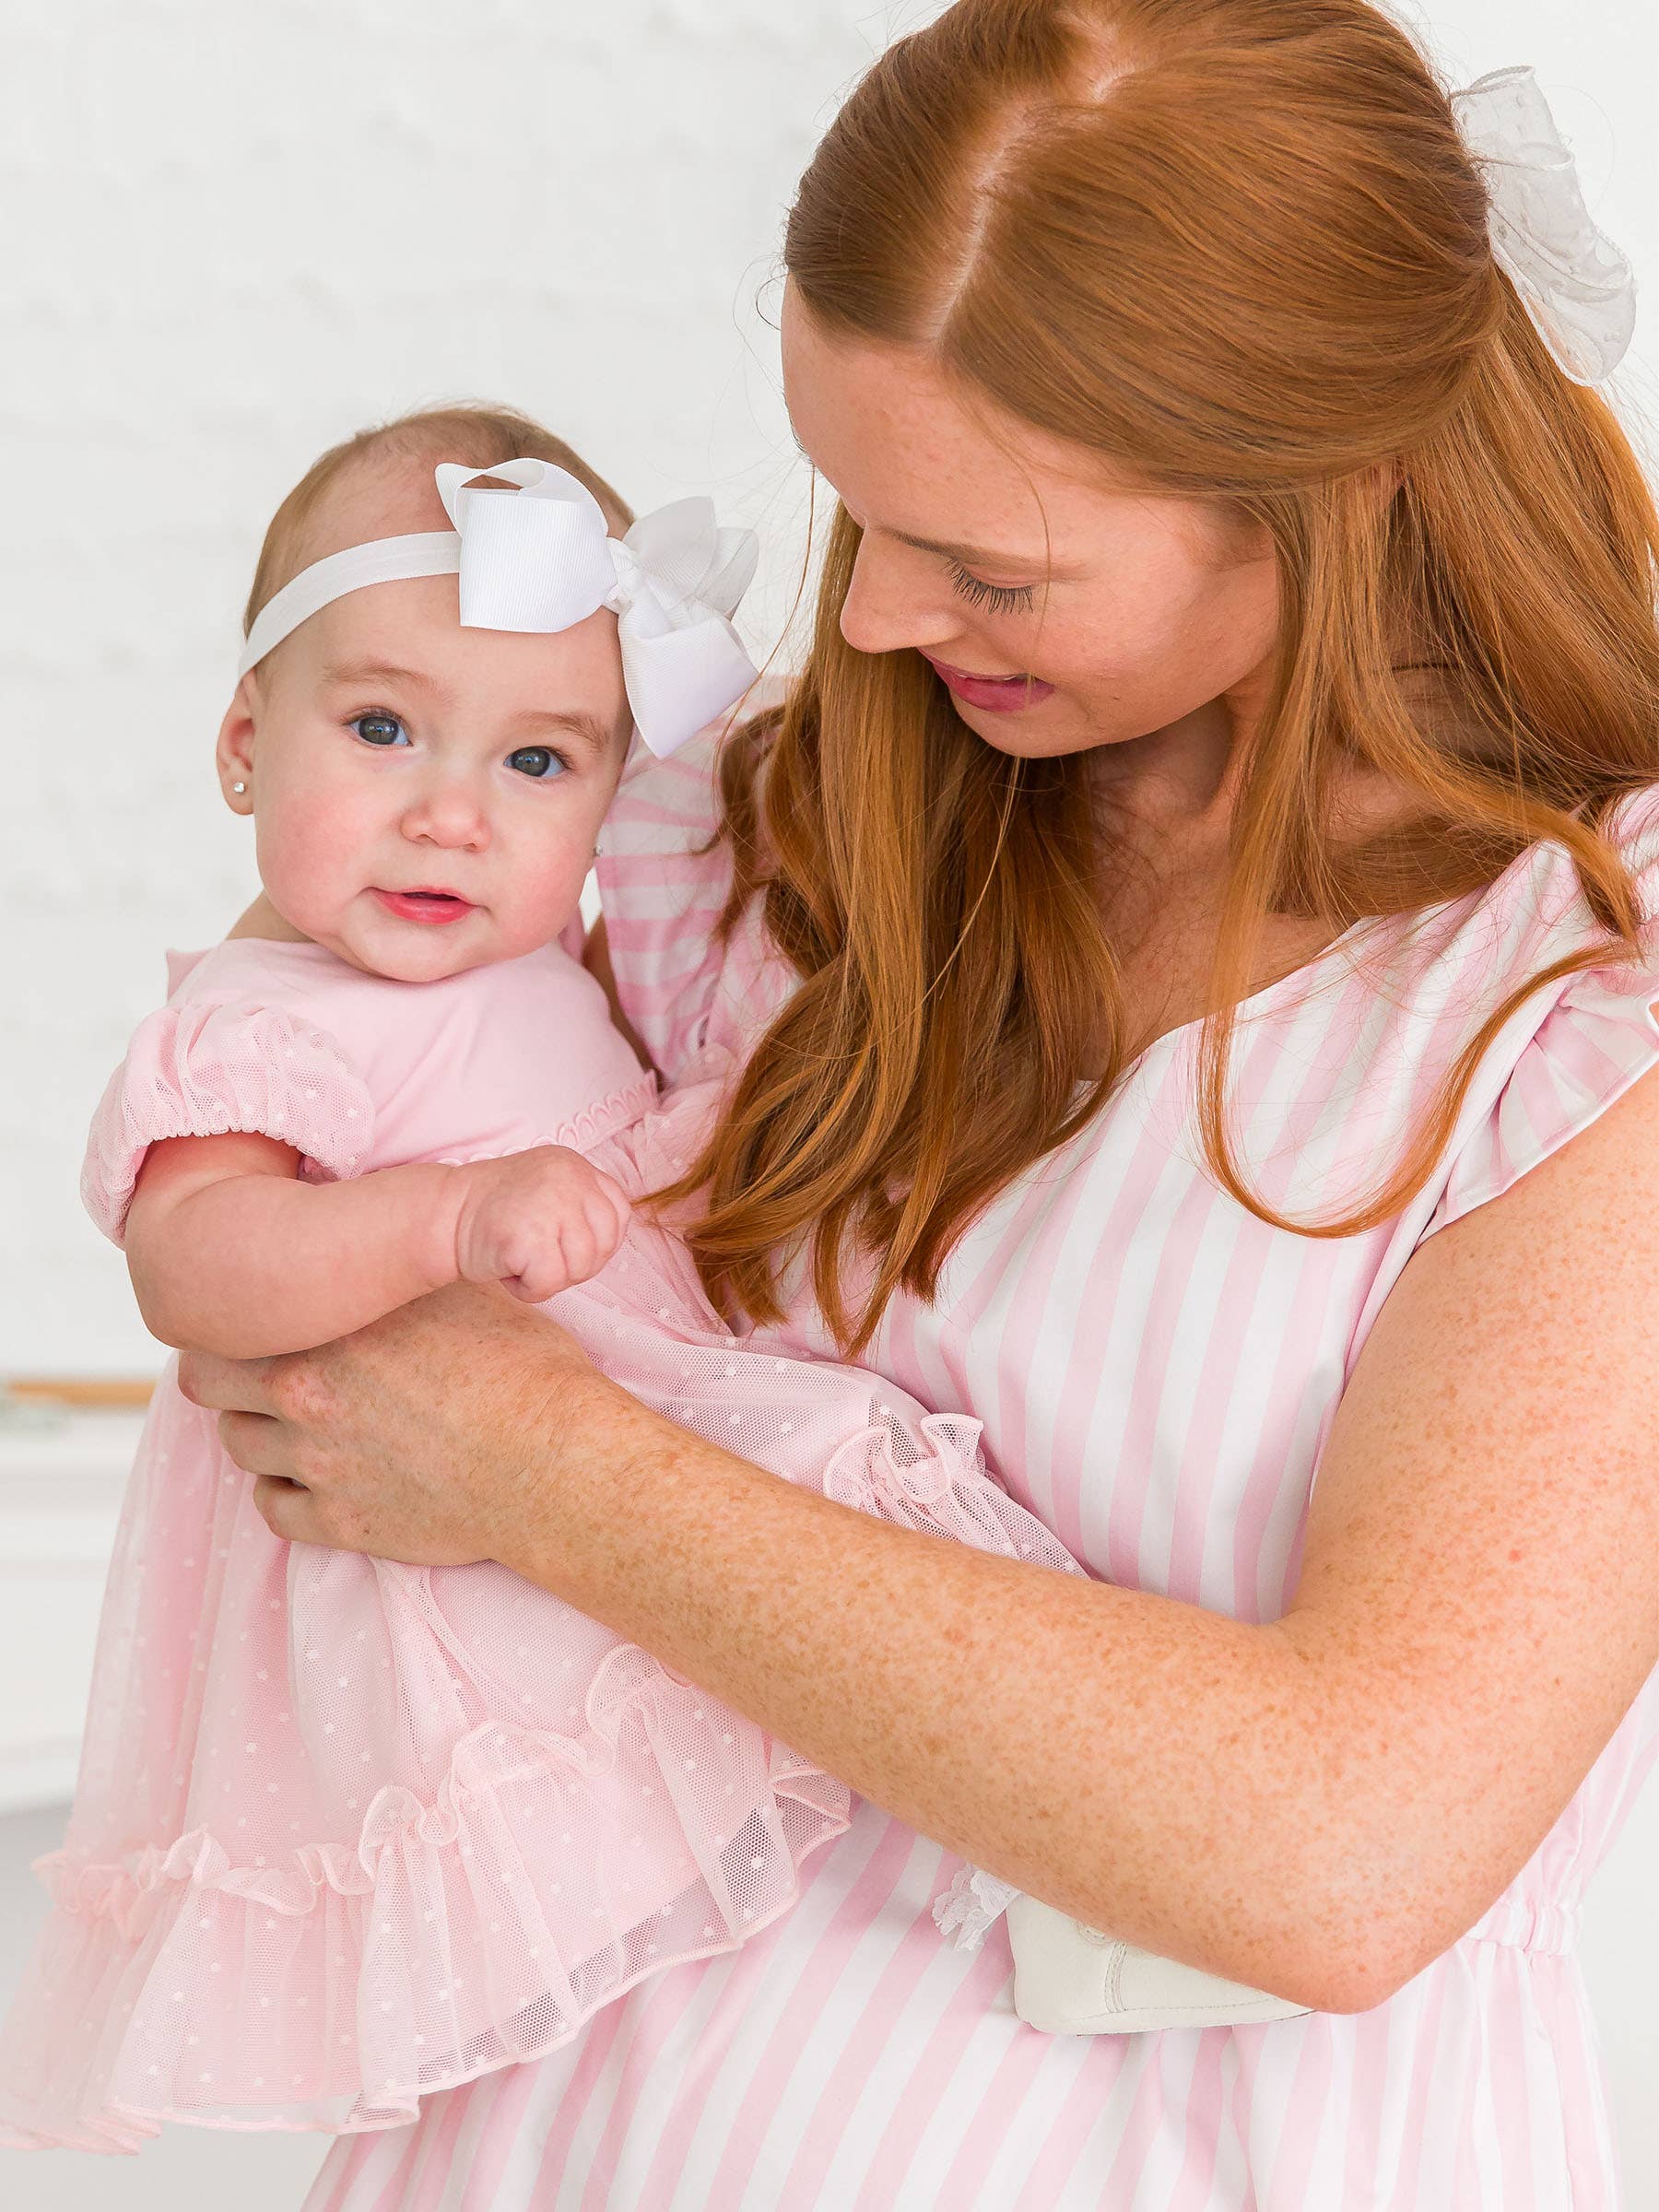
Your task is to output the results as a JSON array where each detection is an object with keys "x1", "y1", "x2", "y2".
[{"x1": 429, "y1": 1070, "x2": 660, "y2": 1171}]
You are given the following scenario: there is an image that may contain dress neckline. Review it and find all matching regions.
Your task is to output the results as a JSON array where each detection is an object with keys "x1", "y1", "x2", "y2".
[
  {"x1": 1102, "y1": 806, "x2": 1593, "y2": 1082},
  {"x1": 166, "y1": 935, "x2": 582, "y2": 984},
  {"x1": 1098, "y1": 909, "x2": 1384, "y2": 1088}
]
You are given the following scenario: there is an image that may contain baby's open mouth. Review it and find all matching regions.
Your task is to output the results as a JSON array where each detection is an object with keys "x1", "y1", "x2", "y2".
[{"x1": 372, "y1": 888, "x2": 476, "y2": 924}]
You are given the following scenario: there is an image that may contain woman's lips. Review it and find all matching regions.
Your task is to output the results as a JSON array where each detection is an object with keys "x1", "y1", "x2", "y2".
[
  {"x1": 372, "y1": 888, "x2": 476, "y2": 925},
  {"x1": 921, "y1": 653, "x2": 1056, "y2": 713}
]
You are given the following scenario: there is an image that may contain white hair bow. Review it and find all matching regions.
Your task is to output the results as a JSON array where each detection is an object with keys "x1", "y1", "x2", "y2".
[
  {"x1": 1451, "y1": 65, "x2": 1637, "y2": 387},
  {"x1": 238, "y1": 458, "x2": 761, "y2": 759}
]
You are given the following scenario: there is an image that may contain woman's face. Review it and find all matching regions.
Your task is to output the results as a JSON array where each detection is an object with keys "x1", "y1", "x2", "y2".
[{"x1": 780, "y1": 281, "x2": 1283, "y2": 773}]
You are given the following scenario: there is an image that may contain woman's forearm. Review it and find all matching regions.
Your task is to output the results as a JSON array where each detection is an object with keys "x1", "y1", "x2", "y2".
[
  {"x1": 511, "y1": 1383, "x2": 1358, "y2": 2015},
  {"x1": 134, "y1": 1165, "x2": 462, "y2": 1358}
]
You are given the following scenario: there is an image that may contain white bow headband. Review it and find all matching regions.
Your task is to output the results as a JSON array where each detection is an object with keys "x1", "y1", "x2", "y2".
[
  {"x1": 1452, "y1": 65, "x2": 1636, "y2": 386},
  {"x1": 238, "y1": 458, "x2": 762, "y2": 759}
]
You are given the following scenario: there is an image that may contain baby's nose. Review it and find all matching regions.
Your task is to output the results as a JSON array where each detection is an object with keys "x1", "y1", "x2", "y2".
[{"x1": 404, "y1": 784, "x2": 490, "y2": 849}]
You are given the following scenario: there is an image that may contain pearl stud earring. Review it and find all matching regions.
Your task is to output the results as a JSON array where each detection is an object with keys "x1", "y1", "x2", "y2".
[{"x1": 231, "y1": 781, "x2": 247, "y2": 794}]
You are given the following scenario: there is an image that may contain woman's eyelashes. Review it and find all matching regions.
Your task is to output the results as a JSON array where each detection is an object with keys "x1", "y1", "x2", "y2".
[
  {"x1": 947, "y1": 562, "x2": 1037, "y2": 615},
  {"x1": 347, "y1": 712, "x2": 570, "y2": 780}
]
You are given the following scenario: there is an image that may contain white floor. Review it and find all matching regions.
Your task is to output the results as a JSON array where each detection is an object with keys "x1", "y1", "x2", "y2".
[{"x1": 2, "y1": 1790, "x2": 1657, "y2": 2209}]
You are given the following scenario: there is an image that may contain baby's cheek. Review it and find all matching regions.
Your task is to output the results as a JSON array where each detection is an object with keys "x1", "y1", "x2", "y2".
[
  {"x1": 500, "y1": 831, "x2": 594, "y2": 946},
  {"x1": 256, "y1": 787, "x2": 374, "y2": 924}
]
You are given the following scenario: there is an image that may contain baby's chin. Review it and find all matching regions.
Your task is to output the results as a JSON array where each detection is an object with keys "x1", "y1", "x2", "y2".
[
  {"x1": 337, "y1": 926, "x2": 495, "y2": 983},
  {"x1": 324, "y1": 904, "x2": 571, "y2": 983}
]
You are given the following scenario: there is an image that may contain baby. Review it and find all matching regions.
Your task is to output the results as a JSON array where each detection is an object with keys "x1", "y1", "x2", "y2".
[
  {"x1": 0, "y1": 406, "x2": 1302, "y2": 2154},
  {"x1": 0, "y1": 405, "x2": 1107, "y2": 2152}
]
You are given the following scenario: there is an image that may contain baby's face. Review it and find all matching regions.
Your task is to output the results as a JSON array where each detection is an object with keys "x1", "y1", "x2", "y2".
[{"x1": 221, "y1": 471, "x2": 632, "y2": 982}]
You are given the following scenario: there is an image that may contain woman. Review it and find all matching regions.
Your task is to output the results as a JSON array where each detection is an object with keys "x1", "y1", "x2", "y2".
[{"x1": 191, "y1": 2, "x2": 1659, "y2": 2204}]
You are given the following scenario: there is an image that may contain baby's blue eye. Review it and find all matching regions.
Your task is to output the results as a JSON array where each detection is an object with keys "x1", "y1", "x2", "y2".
[
  {"x1": 509, "y1": 746, "x2": 568, "y2": 780},
  {"x1": 352, "y1": 712, "x2": 409, "y2": 747}
]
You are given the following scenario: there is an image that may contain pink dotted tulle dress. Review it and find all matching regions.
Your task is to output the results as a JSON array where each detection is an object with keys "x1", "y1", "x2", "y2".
[{"x1": 0, "y1": 913, "x2": 1087, "y2": 2154}]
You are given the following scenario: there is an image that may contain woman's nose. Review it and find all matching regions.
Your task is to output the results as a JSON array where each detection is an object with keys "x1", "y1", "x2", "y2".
[
  {"x1": 402, "y1": 777, "x2": 490, "y2": 851},
  {"x1": 838, "y1": 533, "x2": 959, "y2": 657}
]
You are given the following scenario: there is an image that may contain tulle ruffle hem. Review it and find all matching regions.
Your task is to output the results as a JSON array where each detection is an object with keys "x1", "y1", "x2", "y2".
[{"x1": 0, "y1": 1656, "x2": 847, "y2": 2152}]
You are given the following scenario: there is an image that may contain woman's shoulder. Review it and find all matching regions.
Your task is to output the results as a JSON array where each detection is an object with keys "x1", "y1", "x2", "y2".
[
  {"x1": 1597, "y1": 775, "x2": 1659, "y2": 896},
  {"x1": 1447, "y1": 777, "x2": 1659, "y2": 998},
  {"x1": 1406, "y1": 777, "x2": 1659, "y2": 1245},
  {"x1": 1370, "y1": 777, "x2": 1659, "y2": 984},
  {"x1": 1537, "y1": 776, "x2": 1659, "y2": 907}
]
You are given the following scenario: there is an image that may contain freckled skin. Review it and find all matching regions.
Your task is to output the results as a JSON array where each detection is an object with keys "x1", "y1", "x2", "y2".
[
  {"x1": 1277, "y1": 1065, "x2": 1659, "y2": 2000},
  {"x1": 179, "y1": 385, "x2": 1659, "y2": 2018},
  {"x1": 780, "y1": 283, "x2": 1289, "y2": 812},
  {"x1": 183, "y1": 898, "x2": 1659, "y2": 2016}
]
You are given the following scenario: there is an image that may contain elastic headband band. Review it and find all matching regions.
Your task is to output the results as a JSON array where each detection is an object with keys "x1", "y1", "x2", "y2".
[{"x1": 238, "y1": 458, "x2": 761, "y2": 759}]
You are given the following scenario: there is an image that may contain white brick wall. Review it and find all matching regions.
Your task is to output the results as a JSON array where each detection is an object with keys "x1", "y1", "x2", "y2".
[
  {"x1": 5, "y1": 0, "x2": 1658, "y2": 1379},
  {"x1": 4, "y1": 8, "x2": 1659, "y2": 2206},
  {"x1": 2, "y1": 1, "x2": 947, "y2": 1373}
]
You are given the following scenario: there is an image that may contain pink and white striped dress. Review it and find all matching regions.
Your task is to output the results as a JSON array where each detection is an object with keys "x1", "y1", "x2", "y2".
[{"x1": 307, "y1": 722, "x2": 1659, "y2": 2211}]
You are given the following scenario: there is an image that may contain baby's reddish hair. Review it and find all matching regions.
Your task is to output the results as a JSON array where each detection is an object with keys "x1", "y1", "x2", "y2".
[{"x1": 242, "y1": 402, "x2": 634, "y2": 640}]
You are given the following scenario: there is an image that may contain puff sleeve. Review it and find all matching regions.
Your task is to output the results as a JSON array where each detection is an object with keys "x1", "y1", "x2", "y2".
[
  {"x1": 1417, "y1": 785, "x2": 1659, "y2": 1244},
  {"x1": 81, "y1": 998, "x2": 376, "y2": 1246}
]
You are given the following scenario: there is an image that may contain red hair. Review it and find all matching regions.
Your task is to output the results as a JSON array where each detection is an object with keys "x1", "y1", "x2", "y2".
[{"x1": 670, "y1": 2, "x2": 1659, "y2": 1355}]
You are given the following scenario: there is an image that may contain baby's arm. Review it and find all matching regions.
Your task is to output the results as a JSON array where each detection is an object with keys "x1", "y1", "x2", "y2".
[
  {"x1": 125, "y1": 1134, "x2": 469, "y2": 1359},
  {"x1": 124, "y1": 1134, "x2": 629, "y2": 1359}
]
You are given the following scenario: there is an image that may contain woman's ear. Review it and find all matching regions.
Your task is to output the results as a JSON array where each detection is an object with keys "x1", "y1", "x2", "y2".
[{"x1": 216, "y1": 673, "x2": 259, "y2": 815}]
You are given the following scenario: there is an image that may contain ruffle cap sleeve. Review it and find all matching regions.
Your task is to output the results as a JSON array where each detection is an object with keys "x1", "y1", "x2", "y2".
[
  {"x1": 594, "y1": 679, "x2": 791, "y2": 1088},
  {"x1": 82, "y1": 997, "x2": 375, "y2": 1246},
  {"x1": 1418, "y1": 783, "x2": 1659, "y2": 1244}
]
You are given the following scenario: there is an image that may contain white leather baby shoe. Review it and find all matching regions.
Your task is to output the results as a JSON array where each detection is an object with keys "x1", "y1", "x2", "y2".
[{"x1": 1005, "y1": 1894, "x2": 1312, "y2": 2033}]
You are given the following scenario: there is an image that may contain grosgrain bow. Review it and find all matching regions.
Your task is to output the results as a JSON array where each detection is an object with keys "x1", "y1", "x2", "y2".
[
  {"x1": 237, "y1": 458, "x2": 761, "y2": 759},
  {"x1": 1452, "y1": 65, "x2": 1637, "y2": 386},
  {"x1": 433, "y1": 460, "x2": 760, "y2": 757}
]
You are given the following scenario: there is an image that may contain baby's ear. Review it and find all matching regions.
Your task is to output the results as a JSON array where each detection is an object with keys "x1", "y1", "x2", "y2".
[{"x1": 216, "y1": 672, "x2": 259, "y2": 814}]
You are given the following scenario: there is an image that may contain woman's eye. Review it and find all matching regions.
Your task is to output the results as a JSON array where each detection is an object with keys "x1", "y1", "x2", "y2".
[
  {"x1": 508, "y1": 746, "x2": 569, "y2": 781},
  {"x1": 947, "y1": 562, "x2": 1037, "y2": 616},
  {"x1": 351, "y1": 712, "x2": 409, "y2": 747}
]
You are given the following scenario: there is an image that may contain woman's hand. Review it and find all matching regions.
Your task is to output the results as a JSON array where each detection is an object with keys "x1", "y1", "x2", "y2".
[{"x1": 176, "y1": 1278, "x2": 622, "y2": 1571}]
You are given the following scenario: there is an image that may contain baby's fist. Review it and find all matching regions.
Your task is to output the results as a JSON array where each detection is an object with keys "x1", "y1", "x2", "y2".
[{"x1": 449, "y1": 1146, "x2": 633, "y2": 1303}]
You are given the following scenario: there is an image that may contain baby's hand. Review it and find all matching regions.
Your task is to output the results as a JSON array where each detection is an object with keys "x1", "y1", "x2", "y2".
[{"x1": 448, "y1": 1147, "x2": 633, "y2": 1303}]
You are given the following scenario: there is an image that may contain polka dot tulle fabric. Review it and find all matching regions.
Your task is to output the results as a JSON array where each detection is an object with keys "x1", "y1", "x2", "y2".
[{"x1": 0, "y1": 938, "x2": 1088, "y2": 2151}]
